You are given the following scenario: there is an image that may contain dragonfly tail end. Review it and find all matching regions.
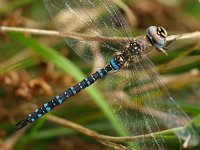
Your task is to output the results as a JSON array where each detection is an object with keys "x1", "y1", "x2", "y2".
[{"x1": 15, "y1": 119, "x2": 29, "y2": 130}]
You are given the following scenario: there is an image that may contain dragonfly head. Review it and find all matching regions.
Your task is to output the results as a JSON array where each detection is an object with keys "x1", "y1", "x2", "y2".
[{"x1": 146, "y1": 26, "x2": 168, "y2": 55}]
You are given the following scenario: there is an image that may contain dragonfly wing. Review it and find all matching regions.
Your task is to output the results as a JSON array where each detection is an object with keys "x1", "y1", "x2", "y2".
[
  {"x1": 105, "y1": 54, "x2": 199, "y2": 149},
  {"x1": 43, "y1": 0, "x2": 133, "y2": 64},
  {"x1": 105, "y1": 67, "x2": 167, "y2": 149},
  {"x1": 137, "y1": 54, "x2": 199, "y2": 148}
]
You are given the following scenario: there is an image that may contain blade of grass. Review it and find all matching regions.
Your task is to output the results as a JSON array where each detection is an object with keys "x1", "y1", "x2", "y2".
[
  {"x1": 193, "y1": 114, "x2": 200, "y2": 127},
  {"x1": 179, "y1": 103, "x2": 200, "y2": 115}
]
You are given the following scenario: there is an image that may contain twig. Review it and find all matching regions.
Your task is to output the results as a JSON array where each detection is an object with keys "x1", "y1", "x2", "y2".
[
  {"x1": 0, "y1": 26, "x2": 126, "y2": 43},
  {"x1": 0, "y1": 127, "x2": 28, "y2": 150},
  {"x1": 47, "y1": 115, "x2": 139, "y2": 150},
  {"x1": 47, "y1": 114, "x2": 160, "y2": 142},
  {"x1": 46, "y1": 114, "x2": 191, "y2": 149},
  {"x1": 166, "y1": 31, "x2": 200, "y2": 42},
  {"x1": 96, "y1": 139, "x2": 133, "y2": 150},
  {"x1": 1, "y1": 26, "x2": 200, "y2": 42}
]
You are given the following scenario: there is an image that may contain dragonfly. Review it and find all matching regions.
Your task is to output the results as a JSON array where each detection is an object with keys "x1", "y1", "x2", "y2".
[{"x1": 16, "y1": 0, "x2": 199, "y2": 149}]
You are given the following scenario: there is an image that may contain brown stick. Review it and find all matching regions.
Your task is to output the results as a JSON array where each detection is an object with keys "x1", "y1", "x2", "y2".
[{"x1": 1, "y1": 26, "x2": 199, "y2": 42}]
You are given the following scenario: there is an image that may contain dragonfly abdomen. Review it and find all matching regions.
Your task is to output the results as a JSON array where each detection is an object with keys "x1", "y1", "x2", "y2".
[
  {"x1": 16, "y1": 54, "x2": 125, "y2": 130},
  {"x1": 15, "y1": 60, "x2": 121, "y2": 130}
]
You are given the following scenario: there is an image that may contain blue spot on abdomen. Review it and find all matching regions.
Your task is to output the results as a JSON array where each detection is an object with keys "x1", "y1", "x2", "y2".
[
  {"x1": 58, "y1": 99, "x2": 63, "y2": 104},
  {"x1": 97, "y1": 70, "x2": 104, "y2": 77},
  {"x1": 46, "y1": 107, "x2": 51, "y2": 112},
  {"x1": 37, "y1": 114, "x2": 42, "y2": 118}
]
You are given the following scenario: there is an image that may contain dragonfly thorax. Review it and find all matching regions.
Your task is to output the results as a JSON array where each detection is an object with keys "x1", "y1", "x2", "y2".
[
  {"x1": 123, "y1": 41, "x2": 143, "y2": 56},
  {"x1": 109, "y1": 54, "x2": 126, "y2": 70}
]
